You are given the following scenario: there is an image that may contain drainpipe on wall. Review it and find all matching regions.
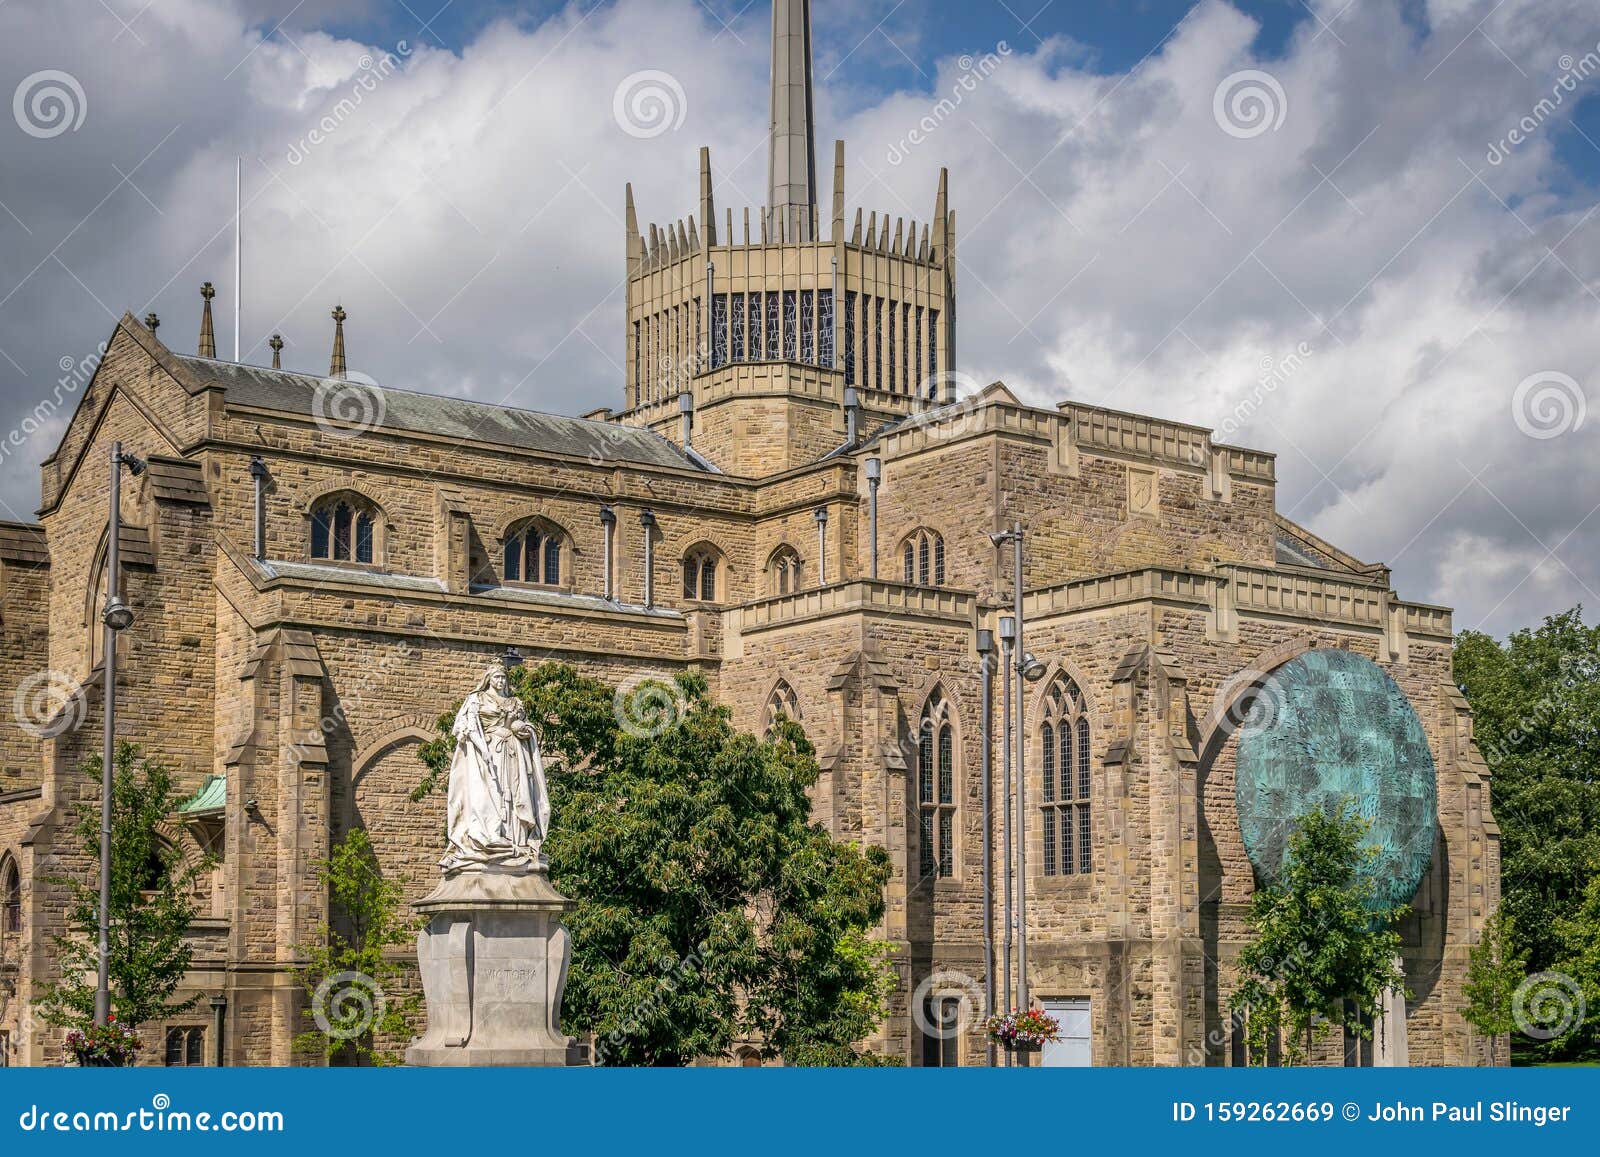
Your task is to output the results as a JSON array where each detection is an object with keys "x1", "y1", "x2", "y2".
[
  {"x1": 844, "y1": 386, "x2": 859, "y2": 445},
  {"x1": 813, "y1": 506, "x2": 828, "y2": 585},
  {"x1": 640, "y1": 509, "x2": 656, "y2": 608},
  {"x1": 249, "y1": 456, "x2": 268, "y2": 560},
  {"x1": 864, "y1": 456, "x2": 881, "y2": 579},
  {"x1": 599, "y1": 505, "x2": 616, "y2": 601}
]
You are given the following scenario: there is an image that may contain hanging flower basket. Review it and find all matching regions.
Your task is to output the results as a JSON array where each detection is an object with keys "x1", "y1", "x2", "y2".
[
  {"x1": 65, "y1": 1017, "x2": 142, "y2": 1068},
  {"x1": 985, "y1": 1008, "x2": 1060, "y2": 1050}
]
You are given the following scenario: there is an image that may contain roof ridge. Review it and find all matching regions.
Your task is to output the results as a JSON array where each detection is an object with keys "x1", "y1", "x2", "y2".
[{"x1": 172, "y1": 353, "x2": 666, "y2": 441}]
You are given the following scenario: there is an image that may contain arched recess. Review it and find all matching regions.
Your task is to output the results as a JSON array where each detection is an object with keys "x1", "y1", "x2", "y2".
[
  {"x1": 499, "y1": 515, "x2": 572, "y2": 588},
  {"x1": 1, "y1": 852, "x2": 21, "y2": 936},
  {"x1": 680, "y1": 540, "x2": 729, "y2": 604},
  {"x1": 1195, "y1": 636, "x2": 1324, "y2": 766},
  {"x1": 766, "y1": 544, "x2": 804, "y2": 596},
  {"x1": 305, "y1": 489, "x2": 386, "y2": 567},
  {"x1": 764, "y1": 676, "x2": 802, "y2": 737},
  {"x1": 348, "y1": 722, "x2": 442, "y2": 907}
]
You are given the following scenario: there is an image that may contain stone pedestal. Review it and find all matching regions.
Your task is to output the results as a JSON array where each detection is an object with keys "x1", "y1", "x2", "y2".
[{"x1": 406, "y1": 868, "x2": 589, "y2": 1066}]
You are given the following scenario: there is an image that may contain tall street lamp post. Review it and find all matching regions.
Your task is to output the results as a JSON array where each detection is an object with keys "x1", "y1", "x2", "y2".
[
  {"x1": 976, "y1": 627, "x2": 997, "y2": 1066},
  {"x1": 97, "y1": 441, "x2": 144, "y2": 1026}
]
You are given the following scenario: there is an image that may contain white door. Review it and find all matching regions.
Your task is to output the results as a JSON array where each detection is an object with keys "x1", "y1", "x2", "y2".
[{"x1": 1041, "y1": 1000, "x2": 1091, "y2": 1067}]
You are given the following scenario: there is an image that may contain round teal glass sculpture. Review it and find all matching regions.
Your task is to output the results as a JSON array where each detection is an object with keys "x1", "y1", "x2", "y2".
[{"x1": 1234, "y1": 649, "x2": 1436, "y2": 911}]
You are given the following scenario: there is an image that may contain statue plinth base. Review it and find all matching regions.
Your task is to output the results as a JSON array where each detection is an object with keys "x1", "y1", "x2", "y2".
[{"x1": 406, "y1": 867, "x2": 589, "y2": 1067}]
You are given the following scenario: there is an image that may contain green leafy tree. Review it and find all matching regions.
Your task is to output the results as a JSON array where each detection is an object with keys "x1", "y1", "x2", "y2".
[
  {"x1": 1549, "y1": 866, "x2": 1600, "y2": 1061},
  {"x1": 1231, "y1": 801, "x2": 1408, "y2": 1065},
  {"x1": 1459, "y1": 905, "x2": 1526, "y2": 1065},
  {"x1": 294, "y1": 828, "x2": 421, "y2": 1066},
  {"x1": 417, "y1": 664, "x2": 896, "y2": 1066},
  {"x1": 36, "y1": 742, "x2": 210, "y2": 1037},
  {"x1": 1455, "y1": 609, "x2": 1600, "y2": 977}
]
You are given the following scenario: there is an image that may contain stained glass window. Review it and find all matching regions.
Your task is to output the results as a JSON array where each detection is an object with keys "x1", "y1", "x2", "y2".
[
  {"x1": 711, "y1": 295, "x2": 727, "y2": 370},
  {"x1": 504, "y1": 522, "x2": 562, "y2": 586},
  {"x1": 783, "y1": 290, "x2": 798, "y2": 361},
  {"x1": 843, "y1": 291, "x2": 856, "y2": 385},
  {"x1": 800, "y1": 290, "x2": 815, "y2": 363},
  {"x1": 731, "y1": 293, "x2": 745, "y2": 362},
  {"x1": 766, "y1": 292, "x2": 780, "y2": 361},
  {"x1": 819, "y1": 288, "x2": 834, "y2": 368},
  {"x1": 311, "y1": 498, "x2": 375, "y2": 565}
]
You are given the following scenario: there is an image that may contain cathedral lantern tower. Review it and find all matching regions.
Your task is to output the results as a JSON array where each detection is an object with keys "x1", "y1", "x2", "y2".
[{"x1": 616, "y1": 0, "x2": 957, "y2": 476}]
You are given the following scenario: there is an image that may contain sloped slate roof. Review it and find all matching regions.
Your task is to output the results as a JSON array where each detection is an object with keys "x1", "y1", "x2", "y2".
[{"x1": 176, "y1": 355, "x2": 700, "y2": 471}]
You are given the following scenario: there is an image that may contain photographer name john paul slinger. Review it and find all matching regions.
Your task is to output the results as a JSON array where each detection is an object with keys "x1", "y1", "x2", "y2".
[{"x1": 1367, "y1": 1102, "x2": 1572, "y2": 1126}]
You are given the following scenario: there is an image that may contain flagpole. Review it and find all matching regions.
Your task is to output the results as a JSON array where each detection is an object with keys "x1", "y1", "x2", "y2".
[{"x1": 234, "y1": 157, "x2": 241, "y2": 361}]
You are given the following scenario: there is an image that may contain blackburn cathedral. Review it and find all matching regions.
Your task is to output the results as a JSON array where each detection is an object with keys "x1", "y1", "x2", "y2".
[{"x1": 0, "y1": 0, "x2": 1497, "y2": 1067}]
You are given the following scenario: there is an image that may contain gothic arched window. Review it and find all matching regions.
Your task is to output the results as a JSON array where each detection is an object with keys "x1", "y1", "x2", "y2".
[
  {"x1": 901, "y1": 529, "x2": 946, "y2": 588},
  {"x1": 682, "y1": 545, "x2": 722, "y2": 603},
  {"x1": 1040, "y1": 675, "x2": 1093, "y2": 876},
  {"x1": 503, "y1": 519, "x2": 566, "y2": 586},
  {"x1": 765, "y1": 679, "x2": 800, "y2": 737},
  {"x1": 309, "y1": 495, "x2": 378, "y2": 565},
  {"x1": 917, "y1": 688, "x2": 957, "y2": 879},
  {"x1": 1, "y1": 856, "x2": 19, "y2": 935},
  {"x1": 769, "y1": 546, "x2": 803, "y2": 596}
]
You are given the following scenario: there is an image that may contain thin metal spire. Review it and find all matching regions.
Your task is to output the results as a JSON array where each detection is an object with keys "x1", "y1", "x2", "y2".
[{"x1": 767, "y1": 0, "x2": 816, "y2": 241}]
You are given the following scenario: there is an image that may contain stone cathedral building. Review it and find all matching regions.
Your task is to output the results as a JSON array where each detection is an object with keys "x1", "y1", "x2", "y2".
[{"x1": 0, "y1": 0, "x2": 1499, "y2": 1067}]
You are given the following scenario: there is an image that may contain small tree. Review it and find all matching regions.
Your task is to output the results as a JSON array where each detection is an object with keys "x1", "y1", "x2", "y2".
[
  {"x1": 294, "y1": 828, "x2": 420, "y2": 1066},
  {"x1": 1231, "y1": 801, "x2": 1408, "y2": 1065},
  {"x1": 1460, "y1": 905, "x2": 1525, "y2": 1065},
  {"x1": 36, "y1": 742, "x2": 209, "y2": 1044}
]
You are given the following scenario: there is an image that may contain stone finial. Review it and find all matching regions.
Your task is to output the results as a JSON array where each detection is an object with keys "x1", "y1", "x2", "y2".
[
  {"x1": 329, "y1": 305, "x2": 347, "y2": 379},
  {"x1": 269, "y1": 333, "x2": 284, "y2": 370},
  {"x1": 198, "y1": 282, "x2": 217, "y2": 358},
  {"x1": 144, "y1": 312, "x2": 160, "y2": 335}
]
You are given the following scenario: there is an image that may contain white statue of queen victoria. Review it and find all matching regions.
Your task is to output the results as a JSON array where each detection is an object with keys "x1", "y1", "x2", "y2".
[{"x1": 441, "y1": 664, "x2": 551, "y2": 873}]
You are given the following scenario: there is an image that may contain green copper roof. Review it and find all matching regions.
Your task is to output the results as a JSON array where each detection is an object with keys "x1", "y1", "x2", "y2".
[
  {"x1": 178, "y1": 774, "x2": 226, "y2": 815},
  {"x1": 1235, "y1": 649, "x2": 1437, "y2": 911}
]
